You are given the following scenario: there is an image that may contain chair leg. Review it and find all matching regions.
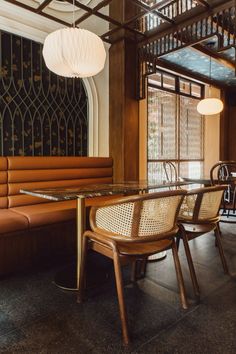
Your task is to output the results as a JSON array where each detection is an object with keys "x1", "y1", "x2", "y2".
[
  {"x1": 215, "y1": 223, "x2": 229, "y2": 275},
  {"x1": 131, "y1": 260, "x2": 137, "y2": 282},
  {"x1": 140, "y1": 258, "x2": 147, "y2": 277},
  {"x1": 77, "y1": 235, "x2": 88, "y2": 303},
  {"x1": 171, "y1": 239, "x2": 188, "y2": 309},
  {"x1": 113, "y1": 251, "x2": 130, "y2": 345},
  {"x1": 176, "y1": 235, "x2": 181, "y2": 251},
  {"x1": 181, "y1": 231, "x2": 200, "y2": 298}
]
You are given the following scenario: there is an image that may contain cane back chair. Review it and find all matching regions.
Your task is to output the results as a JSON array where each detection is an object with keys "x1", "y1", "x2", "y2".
[
  {"x1": 79, "y1": 190, "x2": 187, "y2": 345},
  {"x1": 178, "y1": 185, "x2": 229, "y2": 298},
  {"x1": 163, "y1": 160, "x2": 178, "y2": 183},
  {"x1": 210, "y1": 161, "x2": 236, "y2": 221}
]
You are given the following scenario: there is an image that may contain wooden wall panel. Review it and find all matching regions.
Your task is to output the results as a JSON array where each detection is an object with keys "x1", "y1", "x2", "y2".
[
  {"x1": 109, "y1": 0, "x2": 139, "y2": 182},
  {"x1": 109, "y1": 40, "x2": 125, "y2": 182},
  {"x1": 221, "y1": 88, "x2": 236, "y2": 161}
]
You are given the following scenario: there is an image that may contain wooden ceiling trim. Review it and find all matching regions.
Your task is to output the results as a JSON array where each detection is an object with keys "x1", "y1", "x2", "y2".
[
  {"x1": 195, "y1": 0, "x2": 210, "y2": 8},
  {"x1": 171, "y1": 24, "x2": 235, "y2": 69},
  {"x1": 101, "y1": 23, "x2": 146, "y2": 43},
  {"x1": 66, "y1": 0, "x2": 117, "y2": 24},
  {"x1": 66, "y1": 0, "x2": 93, "y2": 13},
  {"x1": 5, "y1": 0, "x2": 70, "y2": 26},
  {"x1": 68, "y1": 0, "x2": 144, "y2": 39},
  {"x1": 74, "y1": 0, "x2": 112, "y2": 25},
  {"x1": 192, "y1": 43, "x2": 235, "y2": 70},
  {"x1": 144, "y1": 52, "x2": 226, "y2": 88},
  {"x1": 130, "y1": 0, "x2": 175, "y2": 24},
  {"x1": 155, "y1": 58, "x2": 226, "y2": 88},
  {"x1": 36, "y1": 0, "x2": 52, "y2": 13}
]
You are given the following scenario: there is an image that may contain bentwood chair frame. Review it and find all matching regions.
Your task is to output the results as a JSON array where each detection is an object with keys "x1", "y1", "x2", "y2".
[
  {"x1": 177, "y1": 185, "x2": 229, "y2": 298},
  {"x1": 79, "y1": 190, "x2": 188, "y2": 345},
  {"x1": 163, "y1": 160, "x2": 178, "y2": 183},
  {"x1": 210, "y1": 161, "x2": 236, "y2": 221}
]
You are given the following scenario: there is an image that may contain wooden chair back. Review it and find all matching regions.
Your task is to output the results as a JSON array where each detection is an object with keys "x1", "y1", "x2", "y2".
[
  {"x1": 89, "y1": 190, "x2": 187, "y2": 242},
  {"x1": 210, "y1": 161, "x2": 236, "y2": 208},
  {"x1": 210, "y1": 161, "x2": 236, "y2": 185},
  {"x1": 163, "y1": 161, "x2": 178, "y2": 182},
  {"x1": 179, "y1": 185, "x2": 226, "y2": 224}
]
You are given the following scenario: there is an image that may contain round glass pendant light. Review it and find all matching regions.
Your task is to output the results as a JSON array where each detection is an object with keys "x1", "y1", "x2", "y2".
[
  {"x1": 43, "y1": 28, "x2": 106, "y2": 78},
  {"x1": 197, "y1": 97, "x2": 224, "y2": 115},
  {"x1": 197, "y1": 54, "x2": 224, "y2": 116},
  {"x1": 42, "y1": 0, "x2": 106, "y2": 78}
]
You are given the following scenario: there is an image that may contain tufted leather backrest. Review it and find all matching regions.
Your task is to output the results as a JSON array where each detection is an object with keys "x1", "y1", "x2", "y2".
[
  {"x1": 7, "y1": 157, "x2": 113, "y2": 208},
  {"x1": 0, "y1": 157, "x2": 8, "y2": 208}
]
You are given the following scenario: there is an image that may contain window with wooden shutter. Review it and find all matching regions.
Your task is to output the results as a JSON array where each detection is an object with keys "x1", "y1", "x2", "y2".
[{"x1": 148, "y1": 72, "x2": 204, "y2": 182}]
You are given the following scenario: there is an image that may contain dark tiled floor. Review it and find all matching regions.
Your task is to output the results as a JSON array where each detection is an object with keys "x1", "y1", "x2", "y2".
[{"x1": 0, "y1": 223, "x2": 236, "y2": 353}]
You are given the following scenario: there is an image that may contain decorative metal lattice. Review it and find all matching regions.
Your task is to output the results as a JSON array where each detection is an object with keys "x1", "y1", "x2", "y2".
[{"x1": 0, "y1": 30, "x2": 88, "y2": 156}]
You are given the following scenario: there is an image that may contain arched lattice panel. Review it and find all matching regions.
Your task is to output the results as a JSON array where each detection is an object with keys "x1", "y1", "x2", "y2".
[{"x1": 0, "y1": 30, "x2": 88, "y2": 156}]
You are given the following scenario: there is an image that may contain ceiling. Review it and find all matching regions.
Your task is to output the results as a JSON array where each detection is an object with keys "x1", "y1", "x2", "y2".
[{"x1": 3, "y1": 0, "x2": 236, "y2": 88}]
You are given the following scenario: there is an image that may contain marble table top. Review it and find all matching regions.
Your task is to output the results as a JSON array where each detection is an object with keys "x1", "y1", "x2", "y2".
[
  {"x1": 182, "y1": 175, "x2": 236, "y2": 185},
  {"x1": 20, "y1": 180, "x2": 194, "y2": 201}
]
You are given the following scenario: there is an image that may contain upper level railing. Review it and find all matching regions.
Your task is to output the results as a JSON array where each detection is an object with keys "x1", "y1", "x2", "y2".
[
  {"x1": 160, "y1": 0, "x2": 198, "y2": 19},
  {"x1": 136, "y1": 0, "x2": 199, "y2": 33},
  {"x1": 137, "y1": 1, "x2": 236, "y2": 99}
]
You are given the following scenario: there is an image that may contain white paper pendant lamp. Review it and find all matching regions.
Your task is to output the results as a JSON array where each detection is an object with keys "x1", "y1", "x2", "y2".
[
  {"x1": 42, "y1": 28, "x2": 106, "y2": 78},
  {"x1": 197, "y1": 97, "x2": 224, "y2": 115},
  {"x1": 196, "y1": 52, "x2": 224, "y2": 116}
]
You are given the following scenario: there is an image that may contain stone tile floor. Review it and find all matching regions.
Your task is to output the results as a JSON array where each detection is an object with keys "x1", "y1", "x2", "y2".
[{"x1": 0, "y1": 222, "x2": 236, "y2": 353}]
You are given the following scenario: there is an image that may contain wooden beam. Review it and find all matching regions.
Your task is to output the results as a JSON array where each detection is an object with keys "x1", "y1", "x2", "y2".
[
  {"x1": 36, "y1": 0, "x2": 52, "y2": 13},
  {"x1": 152, "y1": 57, "x2": 227, "y2": 89},
  {"x1": 174, "y1": 26, "x2": 235, "y2": 69},
  {"x1": 4, "y1": 0, "x2": 69, "y2": 26},
  {"x1": 192, "y1": 44, "x2": 235, "y2": 70},
  {"x1": 109, "y1": 0, "x2": 140, "y2": 182},
  {"x1": 195, "y1": 0, "x2": 210, "y2": 8},
  {"x1": 130, "y1": 0, "x2": 175, "y2": 24},
  {"x1": 66, "y1": 0, "x2": 121, "y2": 26},
  {"x1": 75, "y1": 0, "x2": 112, "y2": 25},
  {"x1": 68, "y1": 0, "x2": 143, "y2": 38}
]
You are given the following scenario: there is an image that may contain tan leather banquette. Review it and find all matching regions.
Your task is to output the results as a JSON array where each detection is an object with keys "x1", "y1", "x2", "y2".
[{"x1": 0, "y1": 156, "x2": 113, "y2": 276}]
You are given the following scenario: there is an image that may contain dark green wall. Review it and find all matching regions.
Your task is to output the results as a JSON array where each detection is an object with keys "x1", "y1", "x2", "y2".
[{"x1": 0, "y1": 30, "x2": 88, "y2": 156}]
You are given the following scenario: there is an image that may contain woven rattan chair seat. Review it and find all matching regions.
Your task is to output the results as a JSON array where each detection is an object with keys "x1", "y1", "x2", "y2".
[
  {"x1": 179, "y1": 222, "x2": 215, "y2": 235},
  {"x1": 117, "y1": 239, "x2": 172, "y2": 256}
]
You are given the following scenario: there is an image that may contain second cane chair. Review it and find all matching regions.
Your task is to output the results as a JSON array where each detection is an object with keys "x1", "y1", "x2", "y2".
[
  {"x1": 79, "y1": 190, "x2": 188, "y2": 345},
  {"x1": 163, "y1": 160, "x2": 178, "y2": 183},
  {"x1": 177, "y1": 185, "x2": 229, "y2": 298},
  {"x1": 210, "y1": 161, "x2": 236, "y2": 221}
]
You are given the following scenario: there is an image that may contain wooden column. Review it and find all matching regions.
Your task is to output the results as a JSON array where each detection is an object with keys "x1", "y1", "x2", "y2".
[
  {"x1": 109, "y1": 1, "x2": 139, "y2": 182},
  {"x1": 221, "y1": 88, "x2": 236, "y2": 160},
  {"x1": 220, "y1": 89, "x2": 229, "y2": 160}
]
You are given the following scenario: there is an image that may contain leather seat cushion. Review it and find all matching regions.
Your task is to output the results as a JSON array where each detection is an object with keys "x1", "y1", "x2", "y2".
[
  {"x1": 117, "y1": 239, "x2": 173, "y2": 256},
  {"x1": 11, "y1": 195, "x2": 123, "y2": 228},
  {"x1": 12, "y1": 200, "x2": 77, "y2": 228},
  {"x1": 0, "y1": 209, "x2": 29, "y2": 234}
]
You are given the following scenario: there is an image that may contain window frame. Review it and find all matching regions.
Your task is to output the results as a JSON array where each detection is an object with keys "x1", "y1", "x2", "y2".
[
  {"x1": 147, "y1": 73, "x2": 204, "y2": 180},
  {"x1": 148, "y1": 69, "x2": 204, "y2": 99}
]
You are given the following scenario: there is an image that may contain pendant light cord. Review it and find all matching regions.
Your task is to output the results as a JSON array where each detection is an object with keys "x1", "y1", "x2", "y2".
[
  {"x1": 209, "y1": 51, "x2": 212, "y2": 96},
  {"x1": 73, "y1": 0, "x2": 75, "y2": 28},
  {"x1": 209, "y1": 55, "x2": 212, "y2": 81}
]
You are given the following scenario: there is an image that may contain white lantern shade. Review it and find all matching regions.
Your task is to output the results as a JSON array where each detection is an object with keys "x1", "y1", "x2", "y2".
[
  {"x1": 197, "y1": 98, "x2": 224, "y2": 116},
  {"x1": 42, "y1": 28, "x2": 106, "y2": 78}
]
